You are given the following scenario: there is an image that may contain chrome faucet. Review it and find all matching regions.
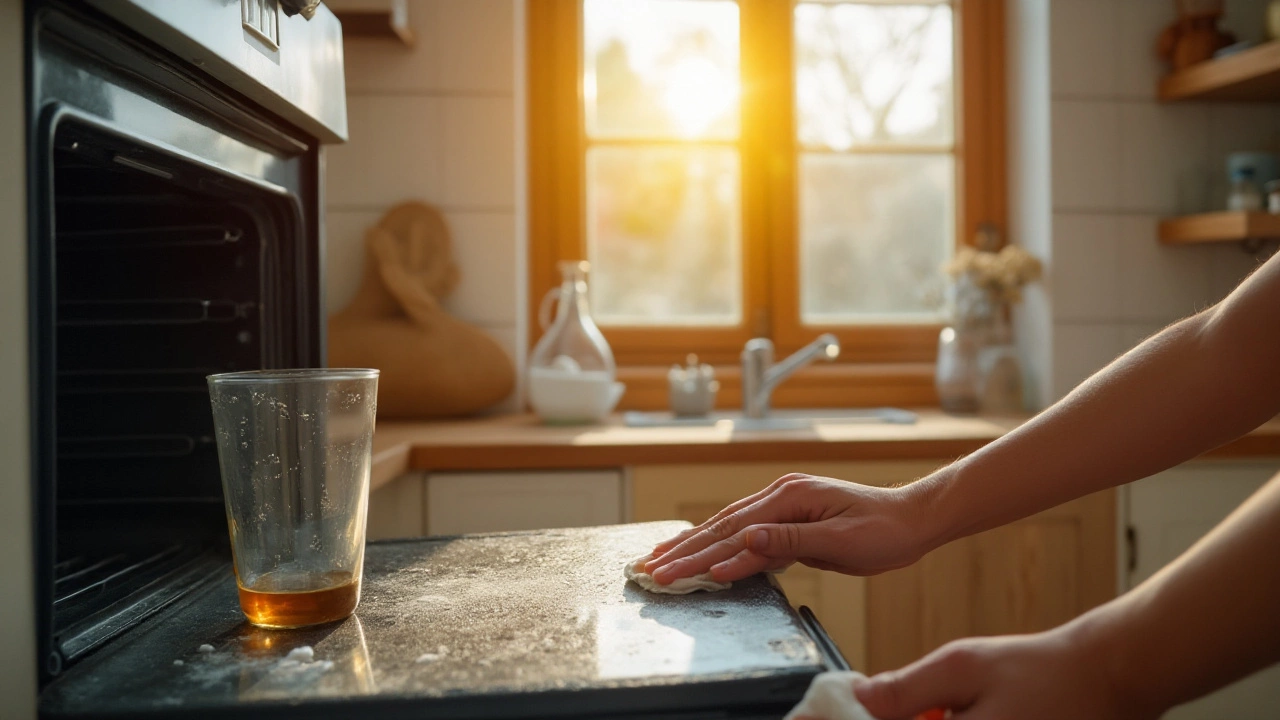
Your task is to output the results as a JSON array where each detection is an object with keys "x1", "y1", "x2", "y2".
[{"x1": 741, "y1": 333, "x2": 840, "y2": 419}]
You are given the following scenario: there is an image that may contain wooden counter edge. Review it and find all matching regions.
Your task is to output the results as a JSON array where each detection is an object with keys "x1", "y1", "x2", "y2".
[{"x1": 369, "y1": 415, "x2": 1280, "y2": 491}]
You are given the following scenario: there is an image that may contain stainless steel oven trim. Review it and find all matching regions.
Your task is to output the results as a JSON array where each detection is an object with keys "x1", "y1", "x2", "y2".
[{"x1": 84, "y1": 0, "x2": 347, "y2": 144}]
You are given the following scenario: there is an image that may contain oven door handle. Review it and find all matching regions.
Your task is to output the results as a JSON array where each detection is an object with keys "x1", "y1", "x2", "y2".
[{"x1": 798, "y1": 605, "x2": 852, "y2": 672}]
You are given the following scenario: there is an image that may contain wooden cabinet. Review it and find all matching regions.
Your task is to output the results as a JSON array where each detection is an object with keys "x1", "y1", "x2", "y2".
[
  {"x1": 1127, "y1": 461, "x2": 1280, "y2": 720},
  {"x1": 866, "y1": 489, "x2": 1115, "y2": 673},
  {"x1": 632, "y1": 461, "x2": 1117, "y2": 674},
  {"x1": 367, "y1": 472, "x2": 426, "y2": 540},
  {"x1": 426, "y1": 470, "x2": 624, "y2": 535},
  {"x1": 367, "y1": 469, "x2": 626, "y2": 539}
]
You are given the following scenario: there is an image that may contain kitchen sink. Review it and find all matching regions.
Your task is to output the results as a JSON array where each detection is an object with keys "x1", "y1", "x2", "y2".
[{"x1": 622, "y1": 407, "x2": 917, "y2": 430}]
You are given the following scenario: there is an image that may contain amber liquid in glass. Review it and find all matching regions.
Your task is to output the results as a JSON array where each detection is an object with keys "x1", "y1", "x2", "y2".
[{"x1": 237, "y1": 570, "x2": 360, "y2": 628}]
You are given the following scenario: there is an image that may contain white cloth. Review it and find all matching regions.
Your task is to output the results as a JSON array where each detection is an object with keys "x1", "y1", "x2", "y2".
[
  {"x1": 623, "y1": 554, "x2": 731, "y2": 595},
  {"x1": 783, "y1": 671, "x2": 877, "y2": 720}
]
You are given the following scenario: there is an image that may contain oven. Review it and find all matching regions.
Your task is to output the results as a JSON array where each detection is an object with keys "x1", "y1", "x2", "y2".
[
  {"x1": 26, "y1": 0, "x2": 343, "y2": 686},
  {"x1": 26, "y1": 3, "x2": 849, "y2": 717}
]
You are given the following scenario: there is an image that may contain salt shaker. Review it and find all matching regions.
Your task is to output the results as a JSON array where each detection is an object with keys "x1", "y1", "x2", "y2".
[{"x1": 667, "y1": 354, "x2": 718, "y2": 417}]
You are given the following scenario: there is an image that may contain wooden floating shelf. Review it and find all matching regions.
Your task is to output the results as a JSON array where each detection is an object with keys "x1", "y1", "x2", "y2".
[
  {"x1": 1158, "y1": 211, "x2": 1280, "y2": 244},
  {"x1": 1159, "y1": 41, "x2": 1280, "y2": 102}
]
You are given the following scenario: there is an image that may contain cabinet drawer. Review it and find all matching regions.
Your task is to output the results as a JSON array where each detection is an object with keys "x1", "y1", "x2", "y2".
[{"x1": 427, "y1": 470, "x2": 624, "y2": 535}]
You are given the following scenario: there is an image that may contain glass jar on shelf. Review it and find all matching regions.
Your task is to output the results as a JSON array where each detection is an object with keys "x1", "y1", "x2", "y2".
[
  {"x1": 1227, "y1": 167, "x2": 1263, "y2": 212},
  {"x1": 528, "y1": 261, "x2": 624, "y2": 424}
]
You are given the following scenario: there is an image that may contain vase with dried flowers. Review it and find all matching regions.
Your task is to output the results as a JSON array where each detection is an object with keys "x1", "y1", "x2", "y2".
[{"x1": 936, "y1": 243, "x2": 1042, "y2": 414}]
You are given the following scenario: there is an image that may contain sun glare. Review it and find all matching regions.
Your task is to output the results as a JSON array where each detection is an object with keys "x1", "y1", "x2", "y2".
[{"x1": 661, "y1": 57, "x2": 738, "y2": 138}]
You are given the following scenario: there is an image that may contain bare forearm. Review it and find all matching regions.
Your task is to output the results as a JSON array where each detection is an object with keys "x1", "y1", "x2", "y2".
[
  {"x1": 920, "y1": 315, "x2": 1258, "y2": 545},
  {"x1": 913, "y1": 257, "x2": 1280, "y2": 549},
  {"x1": 1071, "y1": 472, "x2": 1280, "y2": 715}
]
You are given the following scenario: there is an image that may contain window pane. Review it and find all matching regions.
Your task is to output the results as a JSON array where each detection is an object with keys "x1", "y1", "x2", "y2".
[
  {"x1": 795, "y1": 2, "x2": 953, "y2": 149},
  {"x1": 587, "y1": 146, "x2": 741, "y2": 326},
  {"x1": 800, "y1": 153, "x2": 952, "y2": 323},
  {"x1": 584, "y1": 0, "x2": 740, "y2": 140}
]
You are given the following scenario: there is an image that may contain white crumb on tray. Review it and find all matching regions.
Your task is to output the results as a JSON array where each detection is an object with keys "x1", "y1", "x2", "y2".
[
  {"x1": 415, "y1": 653, "x2": 441, "y2": 664},
  {"x1": 197, "y1": 644, "x2": 214, "y2": 653},
  {"x1": 275, "y1": 645, "x2": 333, "y2": 675},
  {"x1": 172, "y1": 659, "x2": 184, "y2": 666}
]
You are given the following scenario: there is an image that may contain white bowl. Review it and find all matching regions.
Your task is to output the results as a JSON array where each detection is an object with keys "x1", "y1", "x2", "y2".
[{"x1": 528, "y1": 368, "x2": 624, "y2": 424}]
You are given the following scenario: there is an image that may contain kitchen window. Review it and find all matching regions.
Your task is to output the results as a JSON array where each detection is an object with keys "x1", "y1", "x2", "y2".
[{"x1": 528, "y1": 0, "x2": 1005, "y2": 408}]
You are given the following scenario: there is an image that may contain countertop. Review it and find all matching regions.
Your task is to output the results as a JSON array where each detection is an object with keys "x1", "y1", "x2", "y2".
[{"x1": 369, "y1": 410, "x2": 1280, "y2": 491}]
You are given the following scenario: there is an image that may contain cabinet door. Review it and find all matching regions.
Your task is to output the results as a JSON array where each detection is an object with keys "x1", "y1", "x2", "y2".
[
  {"x1": 427, "y1": 470, "x2": 623, "y2": 535},
  {"x1": 367, "y1": 472, "x2": 426, "y2": 540},
  {"x1": 1127, "y1": 461, "x2": 1280, "y2": 720},
  {"x1": 866, "y1": 489, "x2": 1115, "y2": 673},
  {"x1": 632, "y1": 460, "x2": 942, "y2": 671}
]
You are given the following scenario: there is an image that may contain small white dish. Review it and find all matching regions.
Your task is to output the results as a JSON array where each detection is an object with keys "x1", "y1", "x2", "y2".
[{"x1": 528, "y1": 368, "x2": 625, "y2": 424}]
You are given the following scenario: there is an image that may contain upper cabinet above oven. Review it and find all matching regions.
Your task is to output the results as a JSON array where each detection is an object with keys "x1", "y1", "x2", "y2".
[{"x1": 85, "y1": 0, "x2": 348, "y2": 144}]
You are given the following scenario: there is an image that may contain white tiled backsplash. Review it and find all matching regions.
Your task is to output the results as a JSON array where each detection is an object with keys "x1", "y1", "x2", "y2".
[
  {"x1": 324, "y1": 0, "x2": 522, "y2": 412},
  {"x1": 1044, "y1": 0, "x2": 1280, "y2": 401}
]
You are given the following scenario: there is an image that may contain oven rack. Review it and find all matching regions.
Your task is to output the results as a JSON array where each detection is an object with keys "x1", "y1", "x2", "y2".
[
  {"x1": 57, "y1": 298, "x2": 255, "y2": 327},
  {"x1": 57, "y1": 223, "x2": 243, "y2": 250},
  {"x1": 56, "y1": 367, "x2": 220, "y2": 394}
]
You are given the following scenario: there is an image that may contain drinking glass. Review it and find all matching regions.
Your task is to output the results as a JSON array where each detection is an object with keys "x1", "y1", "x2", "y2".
[{"x1": 207, "y1": 369, "x2": 379, "y2": 628}]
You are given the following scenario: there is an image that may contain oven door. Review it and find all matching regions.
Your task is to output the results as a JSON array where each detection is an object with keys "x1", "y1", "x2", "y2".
[{"x1": 28, "y1": 0, "x2": 328, "y2": 683}]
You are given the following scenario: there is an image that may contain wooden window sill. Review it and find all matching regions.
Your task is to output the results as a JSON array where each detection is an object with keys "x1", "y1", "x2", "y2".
[{"x1": 615, "y1": 362, "x2": 939, "y2": 411}]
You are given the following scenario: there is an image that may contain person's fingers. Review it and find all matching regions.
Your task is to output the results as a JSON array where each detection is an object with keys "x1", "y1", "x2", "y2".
[
  {"x1": 650, "y1": 526, "x2": 700, "y2": 556},
  {"x1": 651, "y1": 529, "x2": 752, "y2": 584},
  {"x1": 745, "y1": 522, "x2": 833, "y2": 560},
  {"x1": 854, "y1": 642, "x2": 983, "y2": 720},
  {"x1": 654, "y1": 521, "x2": 831, "y2": 584},
  {"x1": 650, "y1": 474, "x2": 806, "y2": 555},
  {"x1": 645, "y1": 499, "x2": 775, "y2": 576},
  {"x1": 646, "y1": 476, "x2": 820, "y2": 576},
  {"x1": 708, "y1": 546, "x2": 791, "y2": 581}
]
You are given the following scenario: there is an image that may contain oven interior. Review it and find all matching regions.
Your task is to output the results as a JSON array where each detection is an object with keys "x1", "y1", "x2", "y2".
[{"x1": 41, "y1": 119, "x2": 307, "y2": 677}]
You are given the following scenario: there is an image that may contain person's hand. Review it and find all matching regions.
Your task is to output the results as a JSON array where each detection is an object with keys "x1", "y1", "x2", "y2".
[
  {"x1": 851, "y1": 628, "x2": 1151, "y2": 720},
  {"x1": 643, "y1": 473, "x2": 934, "y2": 585}
]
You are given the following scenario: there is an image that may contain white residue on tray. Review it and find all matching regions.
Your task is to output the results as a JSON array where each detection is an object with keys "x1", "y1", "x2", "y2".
[
  {"x1": 197, "y1": 644, "x2": 214, "y2": 653},
  {"x1": 273, "y1": 645, "x2": 334, "y2": 678}
]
